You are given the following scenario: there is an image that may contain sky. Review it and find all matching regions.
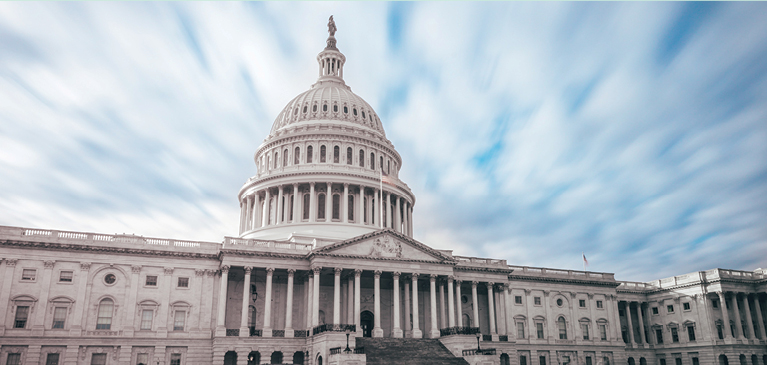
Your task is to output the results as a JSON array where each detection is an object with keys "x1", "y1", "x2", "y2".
[{"x1": 1, "y1": 2, "x2": 766, "y2": 282}]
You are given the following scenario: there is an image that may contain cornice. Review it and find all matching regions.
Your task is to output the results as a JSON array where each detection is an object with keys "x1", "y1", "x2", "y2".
[
  {"x1": 616, "y1": 277, "x2": 767, "y2": 295},
  {"x1": 508, "y1": 274, "x2": 621, "y2": 288},
  {"x1": 311, "y1": 228, "x2": 453, "y2": 263},
  {"x1": 454, "y1": 266, "x2": 514, "y2": 274},
  {"x1": 310, "y1": 251, "x2": 457, "y2": 266},
  {"x1": 220, "y1": 249, "x2": 309, "y2": 260},
  {"x1": 0, "y1": 239, "x2": 219, "y2": 260}
]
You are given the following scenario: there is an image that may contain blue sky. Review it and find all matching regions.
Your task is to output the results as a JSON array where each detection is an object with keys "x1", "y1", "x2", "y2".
[{"x1": 1, "y1": 2, "x2": 766, "y2": 282}]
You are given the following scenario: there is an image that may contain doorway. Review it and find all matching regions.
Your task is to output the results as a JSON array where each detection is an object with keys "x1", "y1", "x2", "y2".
[{"x1": 361, "y1": 310, "x2": 374, "y2": 337}]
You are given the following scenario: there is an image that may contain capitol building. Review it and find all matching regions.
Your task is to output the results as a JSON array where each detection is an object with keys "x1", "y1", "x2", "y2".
[{"x1": 1, "y1": 17, "x2": 766, "y2": 365}]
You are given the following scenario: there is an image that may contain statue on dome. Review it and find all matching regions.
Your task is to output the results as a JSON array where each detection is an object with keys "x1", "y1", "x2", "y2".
[{"x1": 328, "y1": 15, "x2": 337, "y2": 37}]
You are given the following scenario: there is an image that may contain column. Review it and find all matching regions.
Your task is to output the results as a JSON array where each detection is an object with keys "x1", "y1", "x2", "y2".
[
  {"x1": 309, "y1": 183, "x2": 316, "y2": 222},
  {"x1": 31, "y1": 261, "x2": 55, "y2": 333},
  {"x1": 409, "y1": 205, "x2": 414, "y2": 236},
  {"x1": 374, "y1": 270, "x2": 384, "y2": 337},
  {"x1": 239, "y1": 267, "x2": 252, "y2": 337},
  {"x1": 733, "y1": 293, "x2": 744, "y2": 339},
  {"x1": 262, "y1": 188, "x2": 271, "y2": 227},
  {"x1": 637, "y1": 302, "x2": 647, "y2": 344},
  {"x1": 124, "y1": 265, "x2": 141, "y2": 335},
  {"x1": 358, "y1": 186, "x2": 365, "y2": 225},
  {"x1": 343, "y1": 183, "x2": 349, "y2": 223},
  {"x1": 276, "y1": 186, "x2": 284, "y2": 224},
  {"x1": 285, "y1": 269, "x2": 295, "y2": 337},
  {"x1": 385, "y1": 192, "x2": 392, "y2": 228},
  {"x1": 429, "y1": 274, "x2": 439, "y2": 338},
  {"x1": 354, "y1": 269, "x2": 362, "y2": 329},
  {"x1": 439, "y1": 279, "x2": 447, "y2": 329},
  {"x1": 625, "y1": 302, "x2": 635, "y2": 344},
  {"x1": 447, "y1": 276, "x2": 456, "y2": 328},
  {"x1": 404, "y1": 279, "x2": 412, "y2": 336},
  {"x1": 412, "y1": 274, "x2": 422, "y2": 338},
  {"x1": 292, "y1": 184, "x2": 300, "y2": 223},
  {"x1": 718, "y1": 292, "x2": 731, "y2": 339},
  {"x1": 503, "y1": 284, "x2": 512, "y2": 336},
  {"x1": 373, "y1": 188, "x2": 379, "y2": 227},
  {"x1": 253, "y1": 194, "x2": 261, "y2": 229},
  {"x1": 611, "y1": 295, "x2": 622, "y2": 340},
  {"x1": 312, "y1": 267, "x2": 321, "y2": 327},
  {"x1": 396, "y1": 196, "x2": 402, "y2": 233},
  {"x1": 215, "y1": 265, "x2": 230, "y2": 336},
  {"x1": 743, "y1": 294, "x2": 755, "y2": 340},
  {"x1": 240, "y1": 200, "x2": 246, "y2": 233},
  {"x1": 455, "y1": 280, "x2": 463, "y2": 327},
  {"x1": 753, "y1": 294, "x2": 766, "y2": 339},
  {"x1": 347, "y1": 276, "x2": 354, "y2": 324},
  {"x1": 306, "y1": 275, "x2": 313, "y2": 331},
  {"x1": 333, "y1": 268, "x2": 342, "y2": 325},
  {"x1": 263, "y1": 267, "x2": 274, "y2": 337},
  {"x1": 471, "y1": 281, "x2": 480, "y2": 331},
  {"x1": 393, "y1": 272, "x2": 403, "y2": 337},
  {"x1": 487, "y1": 283, "x2": 497, "y2": 335},
  {"x1": 325, "y1": 182, "x2": 332, "y2": 221}
]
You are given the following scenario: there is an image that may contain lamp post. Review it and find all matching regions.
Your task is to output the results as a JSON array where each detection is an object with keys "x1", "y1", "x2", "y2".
[
  {"x1": 476, "y1": 332, "x2": 481, "y2": 354},
  {"x1": 344, "y1": 328, "x2": 352, "y2": 354}
]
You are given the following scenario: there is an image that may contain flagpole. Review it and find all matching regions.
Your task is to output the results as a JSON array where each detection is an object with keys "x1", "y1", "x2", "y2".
[{"x1": 379, "y1": 166, "x2": 383, "y2": 229}]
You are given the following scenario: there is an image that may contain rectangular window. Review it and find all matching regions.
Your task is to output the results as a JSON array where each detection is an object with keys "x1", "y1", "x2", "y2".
[
  {"x1": 177, "y1": 277, "x2": 189, "y2": 288},
  {"x1": 712, "y1": 299, "x2": 719, "y2": 308},
  {"x1": 46, "y1": 353, "x2": 60, "y2": 365},
  {"x1": 652, "y1": 307, "x2": 659, "y2": 315},
  {"x1": 536, "y1": 322, "x2": 544, "y2": 339},
  {"x1": 579, "y1": 299, "x2": 586, "y2": 308},
  {"x1": 599, "y1": 324, "x2": 607, "y2": 340},
  {"x1": 520, "y1": 355, "x2": 527, "y2": 365},
  {"x1": 7, "y1": 354, "x2": 21, "y2": 365},
  {"x1": 656, "y1": 328, "x2": 663, "y2": 344},
  {"x1": 683, "y1": 302, "x2": 691, "y2": 311},
  {"x1": 596, "y1": 300, "x2": 603, "y2": 309},
  {"x1": 140, "y1": 309, "x2": 153, "y2": 330},
  {"x1": 692, "y1": 358, "x2": 699, "y2": 365},
  {"x1": 170, "y1": 354, "x2": 181, "y2": 365},
  {"x1": 667, "y1": 305, "x2": 674, "y2": 313},
  {"x1": 21, "y1": 268, "x2": 36, "y2": 281},
  {"x1": 660, "y1": 359, "x2": 666, "y2": 365},
  {"x1": 515, "y1": 296, "x2": 523, "y2": 304},
  {"x1": 619, "y1": 309, "x2": 625, "y2": 316},
  {"x1": 687, "y1": 326, "x2": 696, "y2": 341},
  {"x1": 173, "y1": 310, "x2": 186, "y2": 331},
  {"x1": 604, "y1": 357, "x2": 610, "y2": 365},
  {"x1": 52, "y1": 307, "x2": 67, "y2": 329},
  {"x1": 534, "y1": 297, "x2": 541, "y2": 305},
  {"x1": 14, "y1": 306, "x2": 29, "y2": 328},
  {"x1": 582, "y1": 323, "x2": 589, "y2": 340},
  {"x1": 671, "y1": 327, "x2": 679, "y2": 343},
  {"x1": 717, "y1": 324, "x2": 723, "y2": 339},
  {"x1": 563, "y1": 356, "x2": 571, "y2": 364},
  {"x1": 539, "y1": 356, "x2": 547, "y2": 365},
  {"x1": 517, "y1": 322, "x2": 525, "y2": 339},
  {"x1": 59, "y1": 271, "x2": 73, "y2": 282},
  {"x1": 586, "y1": 357, "x2": 593, "y2": 365},
  {"x1": 145, "y1": 275, "x2": 157, "y2": 286},
  {"x1": 137, "y1": 353, "x2": 149, "y2": 365},
  {"x1": 91, "y1": 353, "x2": 107, "y2": 365},
  {"x1": 675, "y1": 359, "x2": 682, "y2": 365}
]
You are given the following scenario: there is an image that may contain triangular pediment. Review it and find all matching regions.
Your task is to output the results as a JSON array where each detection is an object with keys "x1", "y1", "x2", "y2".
[{"x1": 313, "y1": 229, "x2": 452, "y2": 263}]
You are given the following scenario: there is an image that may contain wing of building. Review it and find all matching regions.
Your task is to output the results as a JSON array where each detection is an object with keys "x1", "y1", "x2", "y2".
[{"x1": 1, "y1": 17, "x2": 766, "y2": 365}]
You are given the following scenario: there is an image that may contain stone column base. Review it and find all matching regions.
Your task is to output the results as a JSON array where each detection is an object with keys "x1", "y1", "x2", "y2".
[
  {"x1": 412, "y1": 329, "x2": 423, "y2": 338},
  {"x1": 239, "y1": 327, "x2": 250, "y2": 337},
  {"x1": 392, "y1": 328, "x2": 403, "y2": 338},
  {"x1": 429, "y1": 329, "x2": 441, "y2": 338},
  {"x1": 373, "y1": 328, "x2": 384, "y2": 337},
  {"x1": 214, "y1": 326, "x2": 227, "y2": 337},
  {"x1": 491, "y1": 334, "x2": 499, "y2": 341},
  {"x1": 285, "y1": 329, "x2": 295, "y2": 338},
  {"x1": 263, "y1": 328, "x2": 273, "y2": 337}
]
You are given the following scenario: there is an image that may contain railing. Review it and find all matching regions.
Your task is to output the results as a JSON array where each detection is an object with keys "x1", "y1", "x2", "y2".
[
  {"x1": 354, "y1": 347, "x2": 365, "y2": 354},
  {"x1": 462, "y1": 349, "x2": 496, "y2": 356},
  {"x1": 272, "y1": 329, "x2": 285, "y2": 337},
  {"x1": 226, "y1": 329, "x2": 240, "y2": 336},
  {"x1": 294, "y1": 330, "x2": 308, "y2": 338},
  {"x1": 330, "y1": 348, "x2": 342, "y2": 355},
  {"x1": 250, "y1": 328, "x2": 262, "y2": 337},
  {"x1": 508, "y1": 265, "x2": 615, "y2": 281},
  {"x1": 499, "y1": 335, "x2": 508, "y2": 342},
  {"x1": 440, "y1": 326, "x2": 480, "y2": 336},
  {"x1": 453, "y1": 256, "x2": 507, "y2": 266},
  {"x1": 483, "y1": 334, "x2": 493, "y2": 341},
  {"x1": 223, "y1": 236, "x2": 314, "y2": 252},
  {"x1": 329, "y1": 347, "x2": 364, "y2": 355},
  {"x1": 312, "y1": 323, "x2": 356, "y2": 335}
]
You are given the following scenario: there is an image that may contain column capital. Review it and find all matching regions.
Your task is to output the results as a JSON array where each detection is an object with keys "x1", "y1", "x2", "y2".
[
  {"x1": 344, "y1": 182, "x2": 349, "y2": 188},
  {"x1": 392, "y1": 271, "x2": 401, "y2": 278},
  {"x1": 429, "y1": 273, "x2": 437, "y2": 281},
  {"x1": 266, "y1": 267, "x2": 275, "y2": 274},
  {"x1": 524, "y1": 289, "x2": 531, "y2": 295},
  {"x1": 311, "y1": 266, "x2": 321, "y2": 274},
  {"x1": 243, "y1": 267, "x2": 252, "y2": 274},
  {"x1": 206, "y1": 269, "x2": 217, "y2": 277},
  {"x1": 132, "y1": 265, "x2": 142, "y2": 274},
  {"x1": 488, "y1": 281, "x2": 495, "y2": 287},
  {"x1": 287, "y1": 268, "x2": 296, "y2": 276},
  {"x1": 447, "y1": 275, "x2": 454, "y2": 282},
  {"x1": 44, "y1": 260, "x2": 55, "y2": 269},
  {"x1": 79, "y1": 262, "x2": 90, "y2": 271},
  {"x1": 195, "y1": 269, "x2": 205, "y2": 277},
  {"x1": 472, "y1": 281, "x2": 478, "y2": 287},
  {"x1": 293, "y1": 183, "x2": 299, "y2": 188},
  {"x1": 412, "y1": 273, "x2": 420, "y2": 280},
  {"x1": 220, "y1": 265, "x2": 230, "y2": 274},
  {"x1": 334, "y1": 267, "x2": 343, "y2": 275},
  {"x1": 164, "y1": 267, "x2": 174, "y2": 275},
  {"x1": 354, "y1": 268, "x2": 362, "y2": 277},
  {"x1": 455, "y1": 279, "x2": 463, "y2": 284},
  {"x1": 310, "y1": 182, "x2": 316, "y2": 187},
  {"x1": 374, "y1": 270, "x2": 382, "y2": 278}
]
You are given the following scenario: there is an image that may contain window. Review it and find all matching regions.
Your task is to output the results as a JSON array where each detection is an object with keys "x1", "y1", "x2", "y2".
[
  {"x1": 515, "y1": 296, "x2": 523, "y2": 304},
  {"x1": 579, "y1": 299, "x2": 586, "y2": 308},
  {"x1": 536, "y1": 322, "x2": 544, "y2": 339},
  {"x1": 379, "y1": 156, "x2": 383, "y2": 170},
  {"x1": 332, "y1": 194, "x2": 340, "y2": 220},
  {"x1": 671, "y1": 327, "x2": 679, "y2": 343},
  {"x1": 603, "y1": 357, "x2": 610, "y2": 365},
  {"x1": 334, "y1": 104, "x2": 338, "y2": 112},
  {"x1": 534, "y1": 297, "x2": 541, "y2": 305},
  {"x1": 348, "y1": 195, "x2": 354, "y2": 221},
  {"x1": 178, "y1": 277, "x2": 189, "y2": 288},
  {"x1": 586, "y1": 357, "x2": 592, "y2": 365},
  {"x1": 294, "y1": 147, "x2": 300, "y2": 164},
  {"x1": 137, "y1": 353, "x2": 149, "y2": 365},
  {"x1": 667, "y1": 305, "x2": 674, "y2": 313},
  {"x1": 692, "y1": 358, "x2": 699, "y2": 365},
  {"x1": 317, "y1": 193, "x2": 326, "y2": 219},
  {"x1": 320, "y1": 145, "x2": 326, "y2": 163},
  {"x1": 145, "y1": 276, "x2": 157, "y2": 286},
  {"x1": 359, "y1": 150, "x2": 364, "y2": 167},
  {"x1": 370, "y1": 153, "x2": 375, "y2": 169},
  {"x1": 52, "y1": 307, "x2": 67, "y2": 329},
  {"x1": 660, "y1": 360, "x2": 666, "y2": 365},
  {"x1": 283, "y1": 149, "x2": 288, "y2": 166},
  {"x1": 599, "y1": 324, "x2": 607, "y2": 340},
  {"x1": 712, "y1": 299, "x2": 719, "y2": 308},
  {"x1": 596, "y1": 300, "x2": 603, "y2": 309},
  {"x1": 556, "y1": 298, "x2": 563, "y2": 307},
  {"x1": 563, "y1": 356, "x2": 570, "y2": 364},
  {"x1": 307, "y1": 146, "x2": 313, "y2": 163},
  {"x1": 581, "y1": 323, "x2": 589, "y2": 340},
  {"x1": 14, "y1": 306, "x2": 29, "y2": 328},
  {"x1": 652, "y1": 307, "x2": 659, "y2": 315},
  {"x1": 346, "y1": 147, "x2": 352, "y2": 165},
  {"x1": 174, "y1": 310, "x2": 186, "y2": 331},
  {"x1": 322, "y1": 104, "x2": 327, "y2": 112},
  {"x1": 274, "y1": 152, "x2": 278, "y2": 168},
  {"x1": 353, "y1": 108, "x2": 357, "y2": 116},
  {"x1": 59, "y1": 271, "x2": 73, "y2": 282},
  {"x1": 96, "y1": 298, "x2": 113, "y2": 330},
  {"x1": 140, "y1": 309, "x2": 153, "y2": 330},
  {"x1": 170, "y1": 354, "x2": 181, "y2": 365},
  {"x1": 540, "y1": 356, "x2": 547, "y2": 365},
  {"x1": 675, "y1": 359, "x2": 682, "y2": 365},
  {"x1": 333, "y1": 146, "x2": 339, "y2": 163},
  {"x1": 46, "y1": 353, "x2": 60, "y2": 365},
  {"x1": 687, "y1": 326, "x2": 696, "y2": 341},
  {"x1": 343, "y1": 106, "x2": 348, "y2": 114},
  {"x1": 717, "y1": 324, "x2": 723, "y2": 339},
  {"x1": 683, "y1": 302, "x2": 691, "y2": 311},
  {"x1": 303, "y1": 194, "x2": 310, "y2": 220},
  {"x1": 21, "y1": 268, "x2": 36, "y2": 281},
  {"x1": 91, "y1": 353, "x2": 107, "y2": 365},
  {"x1": 6, "y1": 354, "x2": 21, "y2": 365},
  {"x1": 558, "y1": 317, "x2": 567, "y2": 339},
  {"x1": 517, "y1": 322, "x2": 525, "y2": 339},
  {"x1": 656, "y1": 328, "x2": 663, "y2": 343},
  {"x1": 520, "y1": 355, "x2": 527, "y2": 365},
  {"x1": 104, "y1": 274, "x2": 116, "y2": 285}
]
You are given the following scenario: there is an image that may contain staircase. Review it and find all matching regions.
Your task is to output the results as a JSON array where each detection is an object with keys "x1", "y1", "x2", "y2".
[{"x1": 355, "y1": 337, "x2": 470, "y2": 365}]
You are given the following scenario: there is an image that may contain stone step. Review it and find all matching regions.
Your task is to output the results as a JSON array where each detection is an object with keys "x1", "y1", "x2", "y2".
[{"x1": 355, "y1": 337, "x2": 470, "y2": 365}]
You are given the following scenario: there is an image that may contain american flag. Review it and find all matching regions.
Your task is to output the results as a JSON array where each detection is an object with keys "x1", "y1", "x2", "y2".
[
  {"x1": 381, "y1": 169, "x2": 397, "y2": 186},
  {"x1": 582, "y1": 252, "x2": 589, "y2": 267}
]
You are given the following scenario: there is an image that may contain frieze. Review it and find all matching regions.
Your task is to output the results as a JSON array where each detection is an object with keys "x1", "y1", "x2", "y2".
[
  {"x1": 0, "y1": 239, "x2": 219, "y2": 260},
  {"x1": 509, "y1": 275, "x2": 621, "y2": 288}
]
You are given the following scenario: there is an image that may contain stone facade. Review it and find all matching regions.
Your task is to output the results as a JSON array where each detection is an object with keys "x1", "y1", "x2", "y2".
[{"x1": 2, "y1": 16, "x2": 766, "y2": 365}]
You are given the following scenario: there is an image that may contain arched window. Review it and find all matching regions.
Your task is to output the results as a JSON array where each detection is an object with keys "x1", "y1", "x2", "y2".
[
  {"x1": 359, "y1": 150, "x2": 364, "y2": 167},
  {"x1": 247, "y1": 352, "x2": 260, "y2": 365},
  {"x1": 294, "y1": 147, "x2": 300, "y2": 164},
  {"x1": 289, "y1": 195, "x2": 294, "y2": 222},
  {"x1": 332, "y1": 194, "x2": 340, "y2": 220},
  {"x1": 274, "y1": 152, "x2": 278, "y2": 168},
  {"x1": 307, "y1": 146, "x2": 313, "y2": 163},
  {"x1": 370, "y1": 153, "x2": 375, "y2": 170},
  {"x1": 558, "y1": 317, "x2": 567, "y2": 339},
  {"x1": 303, "y1": 194, "x2": 310, "y2": 220},
  {"x1": 347, "y1": 147, "x2": 352, "y2": 165},
  {"x1": 387, "y1": 160, "x2": 390, "y2": 174},
  {"x1": 271, "y1": 352, "x2": 283, "y2": 365},
  {"x1": 348, "y1": 195, "x2": 354, "y2": 221},
  {"x1": 96, "y1": 298, "x2": 114, "y2": 330},
  {"x1": 283, "y1": 149, "x2": 288, "y2": 166},
  {"x1": 333, "y1": 146, "x2": 340, "y2": 163},
  {"x1": 320, "y1": 145, "x2": 326, "y2": 163},
  {"x1": 248, "y1": 306, "x2": 256, "y2": 332},
  {"x1": 380, "y1": 156, "x2": 383, "y2": 170},
  {"x1": 363, "y1": 197, "x2": 368, "y2": 223},
  {"x1": 293, "y1": 351, "x2": 305, "y2": 365},
  {"x1": 224, "y1": 351, "x2": 237, "y2": 365},
  {"x1": 318, "y1": 193, "x2": 326, "y2": 220},
  {"x1": 267, "y1": 156, "x2": 271, "y2": 171}
]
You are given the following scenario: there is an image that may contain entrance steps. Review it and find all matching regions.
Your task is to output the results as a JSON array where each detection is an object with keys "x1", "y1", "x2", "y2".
[{"x1": 355, "y1": 337, "x2": 470, "y2": 365}]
